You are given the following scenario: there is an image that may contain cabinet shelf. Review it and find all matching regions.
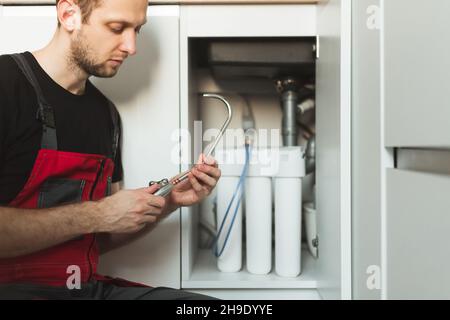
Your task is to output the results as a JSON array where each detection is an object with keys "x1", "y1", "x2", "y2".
[{"x1": 182, "y1": 248, "x2": 317, "y2": 289}]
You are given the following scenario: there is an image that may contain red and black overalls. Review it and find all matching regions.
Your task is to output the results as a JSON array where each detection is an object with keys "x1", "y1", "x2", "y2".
[{"x1": 0, "y1": 53, "x2": 119, "y2": 287}]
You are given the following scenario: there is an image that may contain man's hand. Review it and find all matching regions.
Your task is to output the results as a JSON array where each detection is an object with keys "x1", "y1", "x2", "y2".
[
  {"x1": 168, "y1": 154, "x2": 221, "y2": 207},
  {"x1": 93, "y1": 184, "x2": 166, "y2": 234}
]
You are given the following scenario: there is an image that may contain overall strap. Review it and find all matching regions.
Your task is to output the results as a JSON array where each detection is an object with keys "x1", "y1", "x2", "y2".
[
  {"x1": 10, "y1": 53, "x2": 58, "y2": 150},
  {"x1": 107, "y1": 100, "x2": 120, "y2": 161}
]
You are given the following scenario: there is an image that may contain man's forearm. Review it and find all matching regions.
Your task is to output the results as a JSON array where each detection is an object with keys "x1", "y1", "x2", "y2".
[{"x1": 0, "y1": 202, "x2": 99, "y2": 259}]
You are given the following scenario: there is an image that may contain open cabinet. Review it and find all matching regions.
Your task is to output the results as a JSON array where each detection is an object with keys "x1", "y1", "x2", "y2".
[{"x1": 178, "y1": 2, "x2": 351, "y2": 300}]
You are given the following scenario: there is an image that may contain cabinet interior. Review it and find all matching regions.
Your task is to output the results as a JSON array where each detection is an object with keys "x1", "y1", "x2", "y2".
[{"x1": 181, "y1": 37, "x2": 321, "y2": 290}]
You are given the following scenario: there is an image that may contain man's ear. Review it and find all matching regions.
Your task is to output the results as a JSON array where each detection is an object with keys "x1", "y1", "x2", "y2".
[{"x1": 57, "y1": 0, "x2": 82, "y2": 32}]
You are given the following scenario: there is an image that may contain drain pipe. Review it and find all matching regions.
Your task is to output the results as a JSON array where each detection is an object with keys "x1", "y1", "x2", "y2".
[{"x1": 276, "y1": 78, "x2": 300, "y2": 147}]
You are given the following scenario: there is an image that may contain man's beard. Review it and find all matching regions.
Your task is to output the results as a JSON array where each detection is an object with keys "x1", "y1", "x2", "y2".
[{"x1": 69, "y1": 32, "x2": 117, "y2": 78}]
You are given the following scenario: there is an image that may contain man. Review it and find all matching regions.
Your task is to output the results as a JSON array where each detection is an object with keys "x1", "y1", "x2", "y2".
[{"x1": 0, "y1": 0, "x2": 220, "y2": 300}]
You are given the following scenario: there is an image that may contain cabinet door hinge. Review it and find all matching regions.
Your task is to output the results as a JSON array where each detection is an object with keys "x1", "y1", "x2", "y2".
[{"x1": 312, "y1": 236, "x2": 319, "y2": 248}]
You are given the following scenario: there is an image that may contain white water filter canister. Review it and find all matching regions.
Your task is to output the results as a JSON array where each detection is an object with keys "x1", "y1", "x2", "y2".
[
  {"x1": 245, "y1": 177, "x2": 272, "y2": 275},
  {"x1": 216, "y1": 176, "x2": 242, "y2": 272},
  {"x1": 275, "y1": 177, "x2": 302, "y2": 277}
]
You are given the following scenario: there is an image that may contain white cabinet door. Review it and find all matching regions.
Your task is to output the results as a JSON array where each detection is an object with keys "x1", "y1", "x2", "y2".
[
  {"x1": 386, "y1": 169, "x2": 450, "y2": 299},
  {"x1": 352, "y1": 0, "x2": 382, "y2": 300},
  {"x1": 0, "y1": 5, "x2": 181, "y2": 288},
  {"x1": 316, "y1": 0, "x2": 352, "y2": 300},
  {"x1": 384, "y1": 0, "x2": 450, "y2": 148}
]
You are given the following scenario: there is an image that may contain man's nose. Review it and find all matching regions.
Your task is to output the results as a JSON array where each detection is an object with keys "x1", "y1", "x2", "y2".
[{"x1": 120, "y1": 30, "x2": 137, "y2": 56}]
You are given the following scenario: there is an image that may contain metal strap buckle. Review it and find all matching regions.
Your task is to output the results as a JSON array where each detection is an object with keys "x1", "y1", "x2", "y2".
[{"x1": 149, "y1": 178, "x2": 169, "y2": 187}]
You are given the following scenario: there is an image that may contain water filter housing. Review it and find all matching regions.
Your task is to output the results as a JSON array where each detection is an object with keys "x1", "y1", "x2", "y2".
[
  {"x1": 216, "y1": 147, "x2": 305, "y2": 276},
  {"x1": 245, "y1": 177, "x2": 272, "y2": 275}
]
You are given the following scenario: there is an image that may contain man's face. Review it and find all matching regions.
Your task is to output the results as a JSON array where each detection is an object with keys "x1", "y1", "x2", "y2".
[{"x1": 69, "y1": 0, "x2": 147, "y2": 78}]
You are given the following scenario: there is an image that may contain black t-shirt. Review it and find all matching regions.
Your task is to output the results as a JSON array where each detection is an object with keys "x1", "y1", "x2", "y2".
[{"x1": 0, "y1": 52, "x2": 123, "y2": 205}]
